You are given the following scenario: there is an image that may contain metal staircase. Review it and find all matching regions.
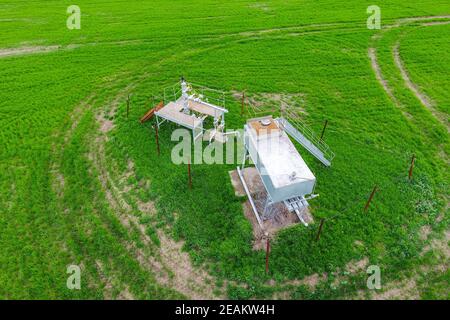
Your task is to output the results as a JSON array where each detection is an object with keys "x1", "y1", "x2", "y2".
[{"x1": 276, "y1": 117, "x2": 335, "y2": 167}]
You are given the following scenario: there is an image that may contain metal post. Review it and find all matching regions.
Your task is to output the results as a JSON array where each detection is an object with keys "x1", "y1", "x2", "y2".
[
  {"x1": 315, "y1": 218, "x2": 325, "y2": 241},
  {"x1": 320, "y1": 120, "x2": 328, "y2": 141},
  {"x1": 188, "y1": 162, "x2": 192, "y2": 189},
  {"x1": 409, "y1": 154, "x2": 416, "y2": 180},
  {"x1": 155, "y1": 125, "x2": 160, "y2": 156},
  {"x1": 265, "y1": 236, "x2": 270, "y2": 274},
  {"x1": 364, "y1": 185, "x2": 378, "y2": 212}
]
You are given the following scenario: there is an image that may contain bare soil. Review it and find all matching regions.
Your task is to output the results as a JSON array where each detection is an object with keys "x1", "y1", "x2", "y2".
[
  {"x1": 0, "y1": 45, "x2": 60, "y2": 58},
  {"x1": 229, "y1": 168, "x2": 313, "y2": 250}
]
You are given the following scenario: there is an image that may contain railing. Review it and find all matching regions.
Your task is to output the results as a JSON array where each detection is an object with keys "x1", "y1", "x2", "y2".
[
  {"x1": 163, "y1": 81, "x2": 226, "y2": 109},
  {"x1": 163, "y1": 83, "x2": 182, "y2": 104},
  {"x1": 278, "y1": 110, "x2": 335, "y2": 164}
]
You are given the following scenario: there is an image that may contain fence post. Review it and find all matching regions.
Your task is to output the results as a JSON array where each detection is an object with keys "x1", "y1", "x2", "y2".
[
  {"x1": 364, "y1": 185, "x2": 378, "y2": 212},
  {"x1": 315, "y1": 218, "x2": 325, "y2": 242},
  {"x1": 265, "y1": 235, "x2": 270, "y2": 274},
  {"x1": 320, "y1": 120, "x2": 328, "y2": 141}
]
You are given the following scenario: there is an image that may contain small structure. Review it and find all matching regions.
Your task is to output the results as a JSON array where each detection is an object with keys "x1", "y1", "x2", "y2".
[
  {"x1": 154, "y1": 78, "x2": 230, "y2": 142},
  {"x1": 238, "y1": 115, "x2": 327, "y2": 228}
]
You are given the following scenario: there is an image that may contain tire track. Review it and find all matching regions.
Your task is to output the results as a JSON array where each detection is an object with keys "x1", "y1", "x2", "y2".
[
  {"x1": 393, "y1": 41, "x2": 449, "y2": 131},
  {"x1": 369, "y1": 15, "x2": 450, "y2": 129},
  {"x1": 91, "y1": 79, "x2": 225, "y2": 300}
]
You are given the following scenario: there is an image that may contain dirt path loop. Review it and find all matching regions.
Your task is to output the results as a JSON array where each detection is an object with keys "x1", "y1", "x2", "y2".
[
  {"x1": 368, "y1": 48, "x2": 399, "y2": 105},
  {"x1": 0, "y1": 40, "x2": 148, "y2": 59},
  {"x1": 48, "y1": 72, "x2": 137, "y2": 298},
  {"x1": 91, "y1": 77, "x2": 224, "y2": 300},
  {"x1": 368, "y1": 15, "x2": 450, "y2": 129}
]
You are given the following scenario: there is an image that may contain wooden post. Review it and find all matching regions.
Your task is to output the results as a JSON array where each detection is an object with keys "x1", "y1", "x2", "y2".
[
  {"x1": 241, "y1": 91, "x2": 245, "y2": 116},
  {"x1": 126, "y1": 94, "x2": 130, "y2": 118},
  {"x1": 265, "y1": 237, "x2": 270, "y2": 274},
  {"x1": 408, "y1": 154, "x2": 416, "y2": 180},
  {"x1": 364, "y1": 185, "x2": 378, "y2": 212},
  {"x1": 320, "y1": 120, "x2": 328, "y2": 141},
  {"x1": 154, "y1": 125, "x2": 160, "y2": 156},
  {"x1": 315, "y1": 218, "x2": 325, "y2": 242},
  {"x1": 188, "y1": 162, "x2": 192, "y2": 189}
]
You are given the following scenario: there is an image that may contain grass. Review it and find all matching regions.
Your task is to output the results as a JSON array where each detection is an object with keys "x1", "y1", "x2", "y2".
[{"x1": 0, "y1": 1, "x2": 448, "y2": 299}]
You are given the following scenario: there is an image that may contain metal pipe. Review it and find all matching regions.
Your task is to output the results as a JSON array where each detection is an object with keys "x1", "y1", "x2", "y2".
[
  {"x1": 237, "y1": 166, "x2": 264, "y2": 228},
  {"x1": 294, "y1": 209, "x2": 308, "y2": 227}
]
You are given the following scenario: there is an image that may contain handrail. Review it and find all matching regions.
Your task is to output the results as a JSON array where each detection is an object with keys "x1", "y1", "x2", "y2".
[
  {"x1": 278, "y1": 116, "x2": 335, "y2": 162},
  {"x1": 163, "y1": 81, "x2": 226, "y2": 109}
]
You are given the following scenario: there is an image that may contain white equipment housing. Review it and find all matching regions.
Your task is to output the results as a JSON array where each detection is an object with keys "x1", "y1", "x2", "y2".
[{"x1": 238, "y1": 116, "x2": 318, "y2": 228}]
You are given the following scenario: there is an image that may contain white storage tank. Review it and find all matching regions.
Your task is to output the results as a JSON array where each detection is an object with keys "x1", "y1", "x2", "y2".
[{"x1": 244, "y1": 116, "x2": 316, "y2": 203}]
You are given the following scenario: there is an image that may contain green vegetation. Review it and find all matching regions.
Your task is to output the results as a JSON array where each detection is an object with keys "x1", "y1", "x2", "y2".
[{"x1": 0, "y1": 1, "x2": 448, "y2": 299}]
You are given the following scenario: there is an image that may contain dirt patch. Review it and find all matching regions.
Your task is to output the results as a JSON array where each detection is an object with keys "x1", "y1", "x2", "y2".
[
  {"x1": 232, "y1": 90, "x2": 307, "y2": 117},
  {"x1": 398, "y1": 15, "x2": 450, "y2": 24},
  {"x1": 228, "y1": 170, "x2": 246, "y2": 196},
  {"x1": 249, "y1": 2, "x2": 271, "y2": 12},
  {"x1": 267, "y1": 272, "x2": 328, "y2": 298},
  {"x1": 138, "y1": 200, "x2": 156, "y2": 213},
  {"x1": 117, "y1": 286, "x2": 134, "y2": 300},
  {"x1": 421, "y1": 21, "x2": 450, "y2": 26},
  {"x1": 157, "y1": 231, "x2": 222, "y2": 299},
  {"x1": 0, "y1": 40, "x2": 147, "y2": 59},
  {"x1": 230, "y1": 167, "x2": 313, "y2": 250},
  {"x1": 50, "y1": 171, "x2": 65, "y2": 199},
  {"x1": 425, "y1": 230, "x2": 450, "y2": 259},
  {"x1": 97, "y1": 115, "x2": 115, "y2": 133},
  {"x1": 419, "y1": 225, "x2": 432, "y2": 241},
  {"x1": 0, "y1": 45, "x2": 60, "y2": 58},
  {"x1": 230, "y1": 22, "x2": 350, "y2": 40},
  {"x1": 288, "y1": 273, "x2": 327, "y2": 289},
  {"x1": 371, "y1": 278, "x2": 420, "y2": 300},
  {"x1": 345, "y1": 257, "x2": 369, "y2": 274}
]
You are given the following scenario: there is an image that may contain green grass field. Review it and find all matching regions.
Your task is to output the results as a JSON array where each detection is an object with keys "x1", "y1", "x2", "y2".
[{"x1": 0, "y1": 1, "x2": 448, "y2": 299}]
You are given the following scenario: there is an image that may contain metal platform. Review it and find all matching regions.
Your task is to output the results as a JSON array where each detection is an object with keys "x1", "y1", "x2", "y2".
[{"x1": 156, "y1": 79, "x2": 231, "y2": 143}]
